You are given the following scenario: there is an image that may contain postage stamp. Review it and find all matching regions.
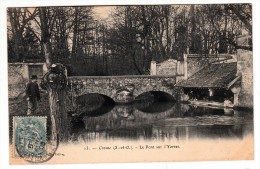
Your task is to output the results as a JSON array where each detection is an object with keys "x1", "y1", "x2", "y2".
[{"x1": 13, "y1": 116, "x2": 47, "y2": 161}]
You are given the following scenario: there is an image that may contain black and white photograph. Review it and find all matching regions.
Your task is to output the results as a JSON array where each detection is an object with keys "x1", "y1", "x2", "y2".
[{"x1": 0, "y1": 0, "x2": 259, "y2": 169}]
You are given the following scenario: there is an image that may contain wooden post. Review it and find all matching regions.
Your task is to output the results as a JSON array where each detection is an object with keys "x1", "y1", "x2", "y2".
[{"x1": 41, "y1": 63, "x2": 68, "y2": 142}]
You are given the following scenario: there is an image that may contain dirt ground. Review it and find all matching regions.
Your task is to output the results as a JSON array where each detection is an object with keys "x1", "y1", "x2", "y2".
[{"x1": 9, "y1": 91, "x2": 50, "y2": 116}]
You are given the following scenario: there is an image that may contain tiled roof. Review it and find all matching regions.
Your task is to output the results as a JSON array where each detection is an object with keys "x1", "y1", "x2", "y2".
[{"x1": 176, "y1": 63, "x2": 237, "y2": 88}]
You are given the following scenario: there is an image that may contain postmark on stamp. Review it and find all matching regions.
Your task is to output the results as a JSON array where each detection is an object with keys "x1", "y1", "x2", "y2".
[{"x1": 13, "y1": 116, "x2": 47, "y2": 162}]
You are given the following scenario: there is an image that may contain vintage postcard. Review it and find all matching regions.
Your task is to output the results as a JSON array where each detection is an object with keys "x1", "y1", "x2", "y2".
[{"x1": 4, "y1": 1, "x2": 257, "y2": 167}]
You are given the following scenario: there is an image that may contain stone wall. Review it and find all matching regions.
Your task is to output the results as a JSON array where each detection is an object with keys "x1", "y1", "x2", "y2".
[
  {"x1": 156, "y1": 59, "x2": 177, "y2": 75},
  {"x1": 68, "y1": 75, "x2": 178, "y2": 102},
  {"x1": 8, "y1": 64, "x2": 29, "y2": 99},
  {"x1": 237, "y1": 50, "x2": 253, "y2": 108},
  {"x1": 8, "y1": 63, "x2": 47, "y2": 99}
]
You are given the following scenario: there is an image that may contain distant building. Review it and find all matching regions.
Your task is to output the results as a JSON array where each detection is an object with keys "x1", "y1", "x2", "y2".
[{"x1": 151, "y1": 35, "x2": 253, "y2": 108}]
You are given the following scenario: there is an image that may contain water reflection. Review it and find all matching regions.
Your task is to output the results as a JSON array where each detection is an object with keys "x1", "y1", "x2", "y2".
[
  {"x1": 75, "y1": 93, "x2": 115, "y2": 117},
  {"x1": 70, "y1": 100, "x2": 253, "y2": 142},
  {"x1": 134, "y1": 91, "x2": 176, "y2": 113}
]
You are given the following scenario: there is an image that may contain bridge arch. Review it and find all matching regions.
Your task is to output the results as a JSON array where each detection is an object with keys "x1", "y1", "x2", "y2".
[
  {"x1": 75, "y1": 93, "x2": 115, "y2": 117},
  {"x1": 73, "y1": 88, "x2": 117, "y2": 101},
  {"x1": 133, "y1": 87, "x2": 178, "y2": 101},
  {"x1": 135, "y1": 90, "x2": 176, "y2": 101},
  {"x1": 134, "y1": 91, "x2": 176, "y2": 113},
  {"x1": 75, "y1": 93, "x2": 115, "y2": 104}
]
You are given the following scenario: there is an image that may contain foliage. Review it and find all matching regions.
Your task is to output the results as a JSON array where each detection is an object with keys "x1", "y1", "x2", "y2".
[{"x1": 7, "y1": 4, "x2": 252, "y2": 75}]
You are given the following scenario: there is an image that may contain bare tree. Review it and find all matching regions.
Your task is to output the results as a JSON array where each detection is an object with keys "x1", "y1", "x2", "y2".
[
  {"x1": 38, "y1": 7, "x2": 69, "y2": 142},
  {"x1": 7, "y1": 8, "x2": 39, "y2": 61},
  {"x1": 38, "y1": 7, "x2": 54, "y2": 67}
]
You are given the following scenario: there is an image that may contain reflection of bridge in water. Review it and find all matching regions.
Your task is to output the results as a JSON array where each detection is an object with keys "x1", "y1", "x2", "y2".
[{"x1": 70, "y1": 103, "x2": 253, "y2": 142}]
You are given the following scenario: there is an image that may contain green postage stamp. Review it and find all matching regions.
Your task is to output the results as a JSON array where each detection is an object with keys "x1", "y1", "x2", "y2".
[{"x1": 13, "y1": 116, "x2": 47, "y2": 160}]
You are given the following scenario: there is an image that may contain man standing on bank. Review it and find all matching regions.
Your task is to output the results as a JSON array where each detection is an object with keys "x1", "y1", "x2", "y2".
[{"x1": 26, "y1": 75, "x2": 41, "y2": 115}]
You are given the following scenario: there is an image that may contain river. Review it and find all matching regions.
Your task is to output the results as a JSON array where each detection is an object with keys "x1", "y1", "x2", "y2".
[{"x1": 70, "y1": 97, "x2": 253, "y2": 143}]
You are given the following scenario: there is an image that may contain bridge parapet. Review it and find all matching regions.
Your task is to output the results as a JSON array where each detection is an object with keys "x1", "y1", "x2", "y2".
[{"x1": 68, "y1": 75, "x2": 179, "y2": 102}]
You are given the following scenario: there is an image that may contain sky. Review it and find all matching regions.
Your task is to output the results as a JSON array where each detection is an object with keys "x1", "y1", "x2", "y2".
[{"x1": 92, "y1": 6, "x2": 115, "y2": 21}]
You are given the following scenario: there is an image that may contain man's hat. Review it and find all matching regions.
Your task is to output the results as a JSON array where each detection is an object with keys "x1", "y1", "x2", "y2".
[{"x1": 31, "y1": 75, "x2": 38, "y2": 79}]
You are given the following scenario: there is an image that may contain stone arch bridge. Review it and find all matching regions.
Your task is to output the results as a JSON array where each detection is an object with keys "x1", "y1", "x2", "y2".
[{"x1": 68, "y1": 75, "x2": 181, "y2": 102}]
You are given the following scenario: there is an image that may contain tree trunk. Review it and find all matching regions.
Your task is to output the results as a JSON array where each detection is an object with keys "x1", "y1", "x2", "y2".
[
  {"x1": 42, "y1": 42, "x2": 52, "y2": 68},
  {"x1": 71, "y1": 7, "x2": 79, "y2": 57},
  {"x1": 42, "y1": 67, "x2": 68, "y2": 142},
  {"x1": 47, "y1": 86, "x2": 68, "y2": 142},
  {"x1": 39, "y1": 7, "x2": 68, "y2": 142}
]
